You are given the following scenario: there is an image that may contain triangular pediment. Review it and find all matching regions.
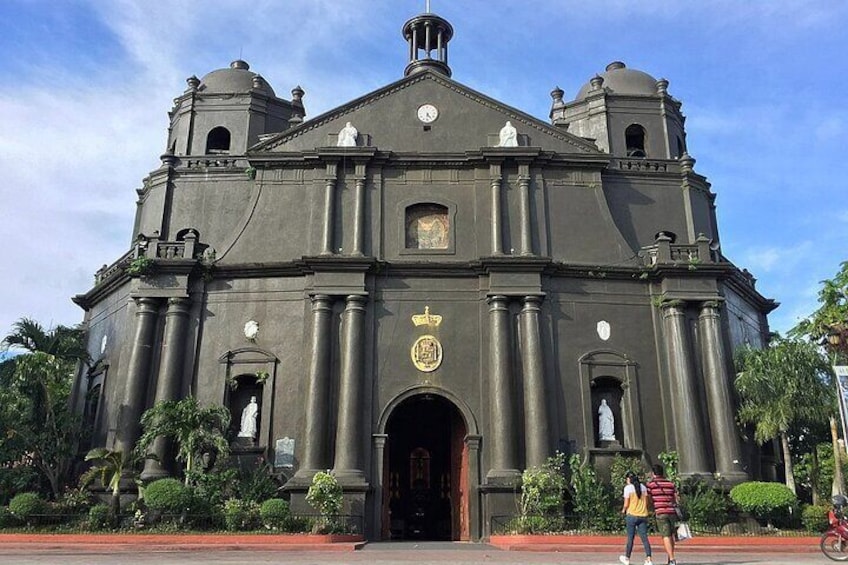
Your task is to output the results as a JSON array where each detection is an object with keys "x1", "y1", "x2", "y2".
[{"x1": 250, "y1": 71, "x2": 602, "y2": 156}]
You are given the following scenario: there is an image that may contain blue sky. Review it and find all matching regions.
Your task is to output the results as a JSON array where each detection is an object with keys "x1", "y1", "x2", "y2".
[{"x1": 0, "y1": 0, "x2": 845, "y2": 339}]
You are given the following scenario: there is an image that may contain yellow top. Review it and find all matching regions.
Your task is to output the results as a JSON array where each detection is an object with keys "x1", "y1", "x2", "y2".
[{"x1": 624, "y1": 484, "x2": 649, "y2": 517}]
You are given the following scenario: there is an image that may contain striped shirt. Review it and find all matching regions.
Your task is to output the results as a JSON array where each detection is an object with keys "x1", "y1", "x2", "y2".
[{"x1": 646, "y1": 477, "x2": 677, "y2": 516}]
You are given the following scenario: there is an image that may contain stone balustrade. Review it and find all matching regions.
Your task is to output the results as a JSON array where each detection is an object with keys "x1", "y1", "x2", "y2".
[
  {"x1": 640, "y1": 233, "x2": 716, "y2": 267},
  {"x1": 93, "y1": 231, "x2": 200, "y2": 285}
]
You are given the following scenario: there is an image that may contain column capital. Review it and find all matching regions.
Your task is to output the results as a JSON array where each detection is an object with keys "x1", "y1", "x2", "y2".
[
  {"x1": 134, "y1": 296, "x2": 160, "y2": 311},
  {"x1": 344, "y1": 294, "x2": 368, "y2": 308},
  {"x1": 310, "y1": 294, "x2": 333, "y2": 312},
  {"x1": 464, "y1": 434, "x2": 482, "y2": 449},
  {"x1": 487, "y1": 295, "x2": 510, "y2": 310},
  {"x1": 700, "y1": 299, "x2": 724, "y2": 312},
  {"x1": 660, "y1": 299, "x2": 686, "y2": 315},
  {"x1": 522, "y1": 295, "x2": 545, "y2": 310},
  {"x1": 372, "y1": 434, "x2": 388, "y2": 449},
  {"x1": 166, "y1": 296, "x2": 191, "y2": 311}
]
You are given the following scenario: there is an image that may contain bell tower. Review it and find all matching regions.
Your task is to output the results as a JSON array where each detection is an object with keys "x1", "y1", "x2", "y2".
[{"x1": 402, "y1": 3, "x2": 454, "y2": 77}]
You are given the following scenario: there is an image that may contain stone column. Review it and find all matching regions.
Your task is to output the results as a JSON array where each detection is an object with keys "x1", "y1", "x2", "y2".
[
  {"x1": 661, "y1": 301, "x2": 710, "y2": 476},
  {"x1": 465, "y1": 434, "x2": 482, "y2": 541},
  {"x1": 141, "y1": 297, "x2": 191, "y2": 480},
  {"x1": 518, "y1": 162, "x2": 533, "y2": 256},
  {"x1": 699, "y1": 300, "x2": 746, "y2": 481},
  {"x1": 521, "y1": 295, "x2": 550, "y2": 468},
  {"x1": 486, "y1": 295, "x2": 520, "y2": 482},
  {"x1": 352, "y1": 162, "x2": 367, "y2": 256},
  {"x1": 371, "y1": 433, "x2": 388, "y2": 539},
  {"x1": 333, "y1": 295, "x2": 368, "y2": 483},
  {"x1": 295, "y1": 294, "x2": 334, "y2": 479},
  {"x1": 489, "y1": 162, "x2": 503, "y2": 255},
  {"x1": 320, "y1": 162, "x2": 338, "y2": 255},
  {"x1": 114, "y1": 297, "x2": 160, "y2": 456}
]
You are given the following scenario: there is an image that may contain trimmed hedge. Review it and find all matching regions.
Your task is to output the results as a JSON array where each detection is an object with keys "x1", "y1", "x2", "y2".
[
  {"x1": 259, "y1": 498, "x2": 291, "y2": 529},
  {"x1": 144, "y1": 478, "x2": 193, "y2": 514},
  {"x1": 801, "y1": 503, "x2": 830, "y2": 532},
  {"x1": 8, "y1": 492, "x2": 46, "y2": 524},
  {"x1": 729, "y1": 481, "x2": 797, "y2": 524}
]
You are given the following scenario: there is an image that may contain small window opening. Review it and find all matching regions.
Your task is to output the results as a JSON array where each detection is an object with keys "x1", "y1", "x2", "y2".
[
  {"x1": 625, "y1": 124, "x2": 647, "y2": 158},
  {"x1": 206, "y1": 126, "x2": 231, "y2": 154}
]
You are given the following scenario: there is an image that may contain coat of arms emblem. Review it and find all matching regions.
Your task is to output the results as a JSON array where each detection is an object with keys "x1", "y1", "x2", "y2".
[{"x1": 411, "y1": 334, "x2": 443, "y2": 372}]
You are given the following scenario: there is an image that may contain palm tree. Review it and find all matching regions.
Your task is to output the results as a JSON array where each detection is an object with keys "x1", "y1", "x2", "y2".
[
  {"x1": 135, "y1": 396, "x2": 231, "y2": 485},
  {"x1": 81, "y1": 448, "x2": 139, "y2": 517},
  {"x1": 735, "y1": 338, "x2": 835, "y2": 494},
  {"x1": 1, "y1": 318, "x2": 90, "y2": 498}
]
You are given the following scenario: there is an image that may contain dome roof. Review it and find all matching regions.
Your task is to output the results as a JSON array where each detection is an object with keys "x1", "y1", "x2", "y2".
[
  {"x1": 576, "y1": 61, "x2": 658, "y2": 100},
  {"x1": 198, "y1": 60, "x2": 275, "y2": 97}
]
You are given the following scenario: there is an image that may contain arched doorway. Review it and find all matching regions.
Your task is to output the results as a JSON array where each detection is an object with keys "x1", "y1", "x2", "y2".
[{"x1": 383, "y1": 394, "x2": 468, "y2": 541}]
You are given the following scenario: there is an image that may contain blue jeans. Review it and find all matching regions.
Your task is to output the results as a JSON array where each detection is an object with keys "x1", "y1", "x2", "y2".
[{"x1": 624, "y1": 514, "x2": 652, "y2": 558}]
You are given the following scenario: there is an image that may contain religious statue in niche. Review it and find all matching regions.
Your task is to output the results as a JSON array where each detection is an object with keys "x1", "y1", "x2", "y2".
[
  {"x1": 337, "y1": 121, "x2": 358, "y2": 147},
  {"x1": 496, "y1": 120, "x2": 518, "y2": 147},
  {"x1": 405, "y1": 206, "x2": 449, "y2": 249},
  {"x1": 238, "y1": 396, "x2": 259, "y2": 440},
  {"x1": 598, "y1": 398, "x2": 616, "y2": 442}
]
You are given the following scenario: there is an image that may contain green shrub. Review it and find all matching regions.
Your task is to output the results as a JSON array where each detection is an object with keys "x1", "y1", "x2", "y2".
[
  {"x1": 144, "y1": 478, "x2": 193, "y2": 514},
  {"x1": 259, "y1": 498, "x2": 291, "y2": 529},
  {"x1": 504, "y1": 515, "x2": 567, "y2": 534},
  {"x1": 237, "y1": 462, "x2": 280, "y2": 504},
  {"x1": 8, "y1": 492, "x2": 46, "y2": 524},
  {"x1": 679, "y1": 477, "x2": 732, "y2": 530},
  {"x1": 0, "y1": 506, "x2": 18, "y2": 528},
  {"x1": 609, "y1": 454, "x2": 647, "y2": 491},
  {"x1": 306, "y1": 471, "x2": 343, "y2": 517},
  {"x1": 86, "y1": 504, "x2": 112, "y2": 531},
  {"x1": 566, "y1": 454, "x2": 620, "y2": 531},
  {"x1": 223, "y1": 498, "x2": 260, "y2": 531},
  {"x1": 729, "y1": 481, "x2": 797, "y2": 526},
  {"x1": 801, "y1": 503, "x2": 830, "y2": 532},
  {"x1": 520, "y1": 452, "x2": 566, "y2": 522}
]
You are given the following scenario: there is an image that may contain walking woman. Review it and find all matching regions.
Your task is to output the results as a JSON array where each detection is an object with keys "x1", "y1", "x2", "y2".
[{"x1": 619, "y1": 471, "x2": 652, "y2": 565}]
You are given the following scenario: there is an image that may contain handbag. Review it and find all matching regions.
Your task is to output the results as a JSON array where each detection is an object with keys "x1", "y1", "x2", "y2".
[
  {"x1": 676, "y1": 521, "x2": 693, "y2": 541},
  {"x1": 675, "y1": 506, "x2": 687, "y2": 521}
]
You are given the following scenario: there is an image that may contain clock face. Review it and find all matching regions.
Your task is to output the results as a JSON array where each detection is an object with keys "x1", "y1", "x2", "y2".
[{"x1": 417, "y1": 103, "x2": 439, "y2": 123}]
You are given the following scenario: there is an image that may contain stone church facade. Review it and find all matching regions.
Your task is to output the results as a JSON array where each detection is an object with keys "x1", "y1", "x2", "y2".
[{"x1": 72, "y1": 9, "x2": 776, "y2": 541}]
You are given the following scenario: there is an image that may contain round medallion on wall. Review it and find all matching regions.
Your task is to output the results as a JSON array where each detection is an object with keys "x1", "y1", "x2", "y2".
[
  {"x1": 411, "y1": 334, "x2": 443, "y2": 372},
  {"x1": 597, "y1": 320, "x2": 611, "y2": 341},
  {"x1": 417, "y1": 103, "x2": 439, "y2": 123}
]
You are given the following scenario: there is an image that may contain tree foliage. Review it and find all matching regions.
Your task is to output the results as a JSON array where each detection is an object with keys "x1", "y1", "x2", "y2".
[
  {"x1": 734, "y1": 337, "x2": 835, "y2": 493},
  {"x1": 791, "y1": 260, "x2": 848, "y2": 360},
  {"x1": 735, "y1": 338, "x2": 835, "y2": 443},
  {"x1": 0, "y1": 318, "x2": 89, "y2": 499}
]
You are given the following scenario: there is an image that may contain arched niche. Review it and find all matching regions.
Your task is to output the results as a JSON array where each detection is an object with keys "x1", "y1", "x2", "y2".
[
  {"x1": 219, "y1": 347, "x2": 278, "y2": 451},
  {"x1": 578, "y1": 350, "x2": 642, "y2": 451}
]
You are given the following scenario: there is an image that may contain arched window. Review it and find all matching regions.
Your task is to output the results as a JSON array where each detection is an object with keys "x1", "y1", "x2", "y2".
[
  {"x1": 405, "y1": 204, "x2": 449, "y2": 250},
  {"x1": 625, "y1": 124, "x2": 647, "y2": 158},
  {"x1": 206, "y1": 126, "x2": 231, "y2": 154}
]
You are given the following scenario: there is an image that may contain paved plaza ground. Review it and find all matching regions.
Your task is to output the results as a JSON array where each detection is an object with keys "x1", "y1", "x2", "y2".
[{"x1": 0, "y1": 541, "x2": 831, "y2": 565}]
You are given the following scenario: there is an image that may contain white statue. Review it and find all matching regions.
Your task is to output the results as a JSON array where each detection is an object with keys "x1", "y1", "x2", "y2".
[
  {"x1": 238, "y1": 396, "x2": 259, "y2": 439},
  {"x1": 337, "y1": 121, "x2": 358, "y2": 147},
  {"x1": 598, "y1": 399, "x2": 616, "y2": 442},
  {"x1": 497, "y1": 120, "x2": 518, "y2": 147}
]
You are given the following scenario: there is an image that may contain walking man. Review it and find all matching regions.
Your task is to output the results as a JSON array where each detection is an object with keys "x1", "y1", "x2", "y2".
[{"x1": 646, "y1": 464, "x2": 679, "y2": 565}]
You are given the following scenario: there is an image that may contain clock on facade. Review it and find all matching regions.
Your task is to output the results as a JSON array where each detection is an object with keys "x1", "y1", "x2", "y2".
[{"x1": 417, "y1": 103, "x2": 439, "y2": 123}]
